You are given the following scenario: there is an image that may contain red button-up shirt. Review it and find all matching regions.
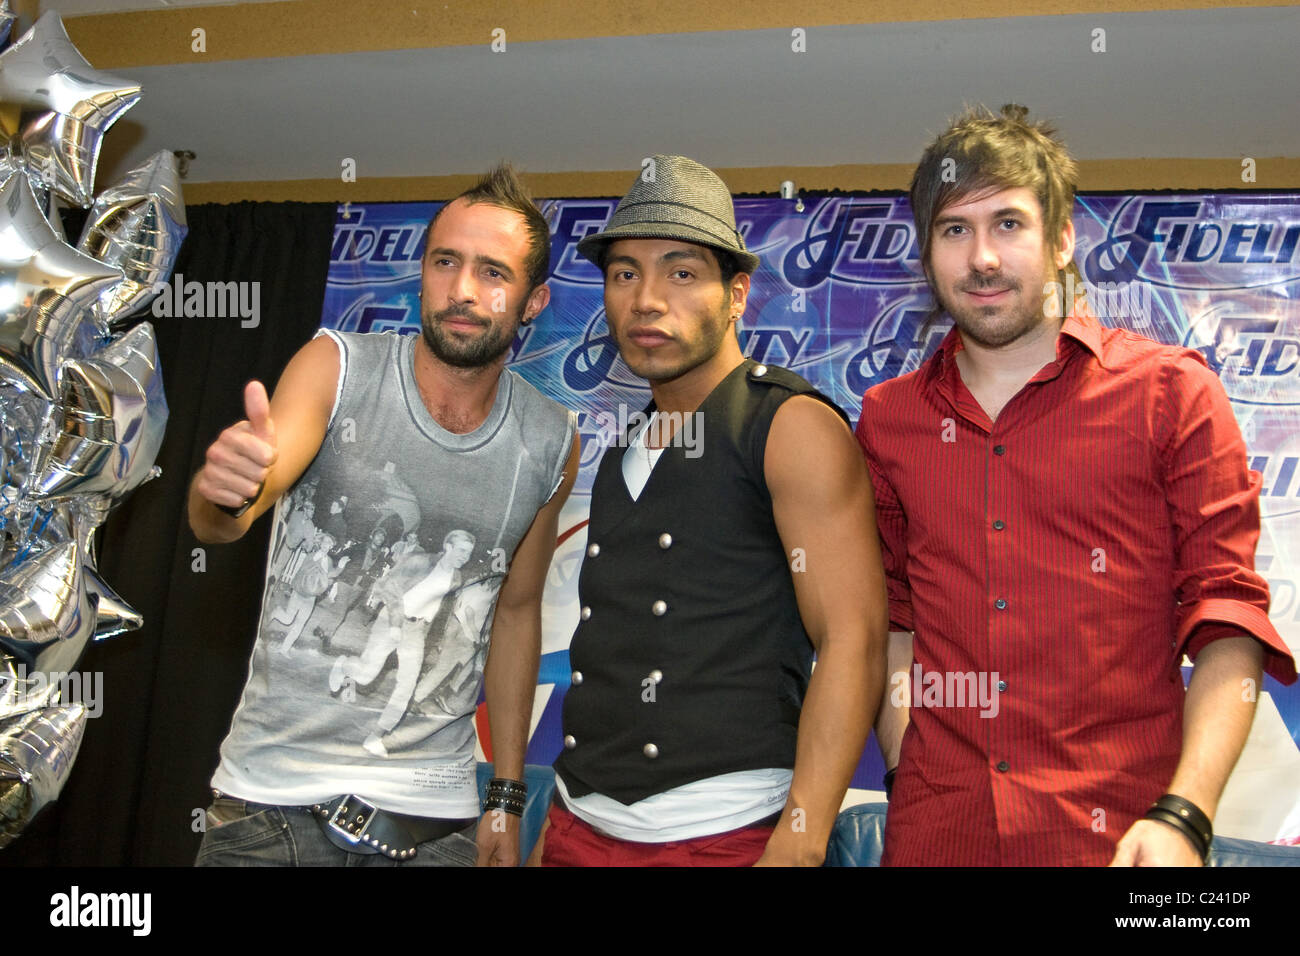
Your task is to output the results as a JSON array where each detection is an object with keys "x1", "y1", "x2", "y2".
[{"x1": 856, "y1": 309, "x2": 1296, "y2": 866}]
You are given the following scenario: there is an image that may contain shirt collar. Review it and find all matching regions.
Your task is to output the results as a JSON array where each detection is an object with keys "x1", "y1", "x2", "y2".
[
  {"x1": 1059, "y1": 302, "x2": 1107, "y2": 367},
  {"x1": 928, "y1": 298, "x2": 1108, "y2": 381}
]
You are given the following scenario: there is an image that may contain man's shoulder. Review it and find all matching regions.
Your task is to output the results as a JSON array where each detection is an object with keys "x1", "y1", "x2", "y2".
[
  {"x1": 312, "y1": 328, "x2": 393, "y2": 350},
  {"x1": 1094, "y1": 324, "x2": 1210, "y2": 376},
  {"x1": 310, "y1": 328, "x2": 403, "y2": 392},
  {"x1": 317, "y1": 328, "x2": 401, "y2": 345},
  {"x1": 502, "y1": 366, "x2": 578, "y2": 432},
  {"x1": 741, "y1": 361, "x2": 813, "y2": 394},
  {"x1": 735, "y1": 361, "x2": 850, "y2": 424},
  {"x1": 859, "y1": 361, "x2": 934, "y2": 416},
  {"x1": 316, "y1": 328, "x2": 408, "y2": 366}
]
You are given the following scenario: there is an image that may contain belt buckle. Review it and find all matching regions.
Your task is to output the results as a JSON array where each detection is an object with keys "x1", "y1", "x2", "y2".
[{"x1": 327, "y1": 795, "x2": 379, "y2": 848}]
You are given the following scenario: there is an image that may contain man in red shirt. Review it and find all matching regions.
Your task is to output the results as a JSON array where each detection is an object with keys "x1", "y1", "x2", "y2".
[{"x1": 857, "y1": 104, "x2": 1297, "y2": 866}]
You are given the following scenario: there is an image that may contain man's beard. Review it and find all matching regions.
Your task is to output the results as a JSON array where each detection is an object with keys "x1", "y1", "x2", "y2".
[
  {"x1": 936, "y1": 271, "x2": 1042, "y2": 350},
  {"x1": 421, "y1": 304, "x2": 519, "y2": 369}
]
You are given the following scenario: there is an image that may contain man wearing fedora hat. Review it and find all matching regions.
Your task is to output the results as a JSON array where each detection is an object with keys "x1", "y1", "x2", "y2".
[{"x1": 544, "y1": 155, "x2": 888, "y2": 866}]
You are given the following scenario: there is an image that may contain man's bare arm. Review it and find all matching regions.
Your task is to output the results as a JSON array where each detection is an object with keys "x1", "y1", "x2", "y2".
[
  {"x1": 188, "y1": 335, "x2": 339, "y2": 543},
  {"x1": 1170, "y1": 637, "x2": 1265, "y2": 817},
  {"x1": 876, "y1": 630, "x2": 914, "y2": 774},
  {"x1": 476, "y1": 433, "x2": 580, "y2": 866},
  {"x1": 1111, "y1": 636, "x2": 1263, "y2": 866},
  {"x1": 756, "y1": 396, "x2": 889, "y2": 866}
]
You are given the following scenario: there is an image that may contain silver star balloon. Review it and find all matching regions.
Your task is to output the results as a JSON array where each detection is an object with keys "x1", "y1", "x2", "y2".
[
  {"x1": 0, "y1": 651, "x2": 59, "y2": 722},
  {"x1": 0, "y1": 501, "x2": 58, "y2": 575},
  {"x1": 23, "y1": 492, "x2": 98, "y2": 549},
  {"x1": 0, "y1": 499, "x2": 83, "y2": 567},
  {"x1": 68, "y1": 494, "x2": 110, "y2": 561},
  {"x1": 29, "y1": 321, "x2": 166, "y2": 500},
  {"x1": 1, "y1": 500, "x2": 139, "y2": 640},
  {"x1": 0, "y1": 702, "x2": 87, "y2": 847},
  {"x1": 85, "y1": 567, "x2": 141, "y2": 640},
  {"x1": 0, "y1": 540, "x2": 94, "y2": 676},
  {"x1": 0, "y1": 11, "x2": 142, "y2": 207},
  {"x1": 0, "y1": 172, "x2": 123, "y2": 399},
  {"x1": 78, "y1": 151, "x2": 187, "y2": 333},
  {"x1": 0, "y1": 383, "x2": 45, "y2": 504},
  {"x1": 0, "y1": 498, "x2": 67, "y2": 559}
]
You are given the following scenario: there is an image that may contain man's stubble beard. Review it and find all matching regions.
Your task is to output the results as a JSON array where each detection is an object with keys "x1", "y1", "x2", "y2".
[
  {"x1": 935, "y1": 268, "x2": 1058, "y2": 350},
  {"x1": 421, "y1": 303, "x2": 520, "y2": 369}
]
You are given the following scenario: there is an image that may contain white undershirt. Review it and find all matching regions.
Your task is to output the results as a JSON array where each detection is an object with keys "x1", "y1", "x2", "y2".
[
  {"x1": 564, "y1": 414, "x2": 792, "y2": 842},
  {"x1": 556, "y1": 769, "x2": 791, "y2": 843},
  {"x1": 620, "y1": 413, "x2": 665, "y2": 501}
]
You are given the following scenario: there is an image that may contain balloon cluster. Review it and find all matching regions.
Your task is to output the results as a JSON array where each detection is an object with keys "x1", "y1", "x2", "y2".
[{"x1": 0, "y1": 5, "x2": 183, "y2": 848}]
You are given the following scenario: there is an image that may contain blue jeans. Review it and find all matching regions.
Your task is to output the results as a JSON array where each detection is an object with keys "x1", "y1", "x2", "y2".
[{"x1": 195, "y1": 795, "x2": 478, "y2": 867}]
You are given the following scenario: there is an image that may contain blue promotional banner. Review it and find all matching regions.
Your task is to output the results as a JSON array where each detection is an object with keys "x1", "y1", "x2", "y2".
[{"x1": 323, "y1": 193, "x2": 1300, "y2": 843}]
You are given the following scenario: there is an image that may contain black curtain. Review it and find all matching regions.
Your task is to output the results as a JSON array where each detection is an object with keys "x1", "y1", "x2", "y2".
[{"x1": 3, "y1": 201, "x2": 337, "y2": 865}]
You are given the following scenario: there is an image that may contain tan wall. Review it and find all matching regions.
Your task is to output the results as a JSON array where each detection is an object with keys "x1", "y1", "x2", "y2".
[{"x1": 66, "y1": 0, "x2": 1299, "y2": 68}]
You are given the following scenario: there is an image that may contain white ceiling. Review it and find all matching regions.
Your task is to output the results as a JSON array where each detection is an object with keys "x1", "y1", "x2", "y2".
[{"x1": 41, "y1": 4, "x2": 1300, "y2": 186}]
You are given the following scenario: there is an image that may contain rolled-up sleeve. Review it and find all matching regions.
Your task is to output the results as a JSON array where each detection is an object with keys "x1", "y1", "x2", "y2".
[{"x1": 1159, "y1": 350, "x2": 1296, "y2": 684}]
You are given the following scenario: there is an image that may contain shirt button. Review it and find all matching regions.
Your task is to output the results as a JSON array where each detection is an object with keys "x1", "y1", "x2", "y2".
[
  {"x1": 996, "y1": 760, "x2": 1010, "y2": 773},
  {"x1": 580, "y1": 605, "x2": 592, "y2": 620},
  {"x1": 587, "y1": 543, "x2": 600, "y2": 558},
  {"x1": 658, "y1": 533, "x2": 673, "y2": 549},
  {"x1": 753, "y1": 364, "x2": 768, "y2": 377},
  {"x1": 993, "y1": 444, "x2": 1006, "y2": 456},
  {"x1": 996, "y1": 679, "x2": 1007, "y2": 692},
  {"x1": 993, "y1": 519, "x2": 1005, "y2": 531},
  {"x1": 564, "y1": 735, "x2": 576, "y2": 750},
  {"x1": 571, "y1": 671, "x2": 583, "y2": 685},
  {"x1": 643, "y1": 743, "x2": 660, "y2": 759},
  {"x1": 648, "y1": 669, "x2": 663, "y2": 684},
  {"x1": 652, "y1": 600, "x2": 668, "y2": 616},
  {"x1": 995, "y1": 598, "x2": 1007, "y2": 610}
]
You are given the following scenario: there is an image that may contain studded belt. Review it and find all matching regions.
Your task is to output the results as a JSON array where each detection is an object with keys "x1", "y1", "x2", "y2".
[{"x1": 311, "y1": 794, "x2": 476, "y2": 860}]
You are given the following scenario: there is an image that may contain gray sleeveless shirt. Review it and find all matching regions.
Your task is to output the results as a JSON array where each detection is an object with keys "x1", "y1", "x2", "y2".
[{"x1": 212, "y1": 330, "x2": 575, "y2": 816}]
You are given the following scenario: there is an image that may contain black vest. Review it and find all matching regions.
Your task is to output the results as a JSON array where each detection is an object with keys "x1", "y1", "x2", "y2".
[{"x1": 555, "y1": 360, "x2": 849, "y2": 804}]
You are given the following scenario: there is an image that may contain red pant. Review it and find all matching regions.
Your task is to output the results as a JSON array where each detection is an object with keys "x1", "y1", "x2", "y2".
[{"x1": 540, "y1": 803, "x2": 774, "y2": 867}]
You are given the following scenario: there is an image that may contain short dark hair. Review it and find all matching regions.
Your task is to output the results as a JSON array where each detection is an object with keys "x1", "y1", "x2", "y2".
[
  {"x1": 426, "y1": 163, "x2": 551, "y2": 291},
  {"x1": 910, "y1": 104, "x2": 1081, "y2": 313},
  {"x1": 711, "y1": 247, "x2": 742, "y2": 286}
]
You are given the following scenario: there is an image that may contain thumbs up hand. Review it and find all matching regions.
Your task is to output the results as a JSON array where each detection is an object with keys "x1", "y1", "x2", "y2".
[
  {"x1": 195, "y1": 380, "x2": 280, "y2": 515},
  {"x1": 243, "y1": 379, "x2": 276, "y2": 447}
]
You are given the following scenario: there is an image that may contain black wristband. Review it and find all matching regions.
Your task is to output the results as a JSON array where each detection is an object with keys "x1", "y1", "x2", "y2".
[
  {"x1": 1144, "y1": 793, "x2": 1212, "y2": 862},
  {"x1": 483, "y1": 777, "x2": 527, "y2": 816},
  {"x1": 483, "y1": 796, "x2": 526, "y2": 817},
  {"x1": 215, "y1": 480, "x2": 265, "y2": 519},
  {"x1": 883, "y1": 767, "x2": 897, "y2": 800}
]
